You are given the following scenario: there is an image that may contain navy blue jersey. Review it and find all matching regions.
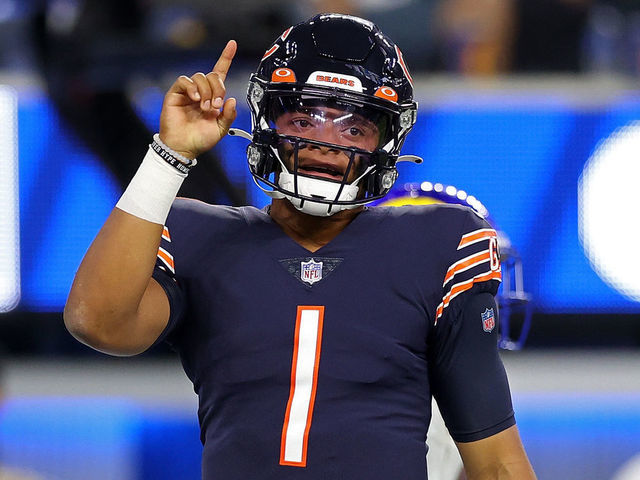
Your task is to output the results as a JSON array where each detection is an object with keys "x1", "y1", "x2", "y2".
[{"x1": 152, "y1": 199, "x2": 514, "y2": 479}]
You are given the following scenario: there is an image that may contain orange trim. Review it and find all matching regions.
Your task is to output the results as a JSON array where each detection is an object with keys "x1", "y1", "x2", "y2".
[
  {"x1": 443, "y1": 251, "x2": 491, "y2": 285},
  {"x1": 302, "y1": 307, "x2": 323, "y2": 466},
  {"x1": 395, "y1": 45, "x2": 413, "y2": 86},
  {"x1": 280, "y1": 306, "x2": 325, "y2": 467},
  {"x1": 161, "y1": 226, "x2": 171, "y2": 242},
  {"x1": 435, "y1": 270, "x2": 502, "y2": 323},
  {"x1": 374, "y1": 86, "x2": 398, "y2": 103},
  {"x1": 457, "y1": 229, "x2": 497, "y2": 249},
  {"x1": 280, "y1": 317, "x2": 300, "y2": 466},
  {"x1": 262, "y1": 44, "x2": 279, "y2": 60},
  {"x1": 157, "y1": 247, "x2": 175, "y2": 273},
  {"x1": 280, "y1": 26, "x2": 293, "y2": 41},
  {"x1": 272, "y1": 68, "x2": 297, "y2": 83}
]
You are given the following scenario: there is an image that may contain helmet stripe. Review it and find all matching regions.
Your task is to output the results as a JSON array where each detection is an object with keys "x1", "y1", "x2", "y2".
[
  {"x1": 394, "y1": 45, "x2": 413, "y2": 87},
  {"x1": 262, "y1": 44, "x2": 280, "y2": 60},
  {"x1": 280, "y1": 26, "x2": 293, "y2": 41}
]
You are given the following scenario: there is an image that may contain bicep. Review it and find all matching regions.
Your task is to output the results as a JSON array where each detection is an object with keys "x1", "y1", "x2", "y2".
[
  {"x1": 456, "y1": 425, "x2": 536, "y2": 479},
  {"x1": 120, "y1": 250, "x2": 187, "y2": 355},
  {"x1": 430, "y1": 291, "x2": 514, "y2": 442},
  {"x1": 136, "y1": 277, "x2": 172, "y2": 346},
  {"x1": 92, "y1": 277, "x2": 171, "y2": 356}
]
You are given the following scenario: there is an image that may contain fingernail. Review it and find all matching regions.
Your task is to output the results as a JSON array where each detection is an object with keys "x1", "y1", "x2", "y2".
[
  {"x1": 193, "y1": 91, "x2": 200, "y2": 100},
  {"x1": 213, "y1": 97, "x2": 223, "y2": 109},
  {"x1": 203, "y1": 99, "x2": 211, "y2": 110}
]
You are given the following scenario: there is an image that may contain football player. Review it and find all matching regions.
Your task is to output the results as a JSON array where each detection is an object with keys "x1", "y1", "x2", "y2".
[{"x1": 65, "y1": 13, "x2": 536, "y2": 479}]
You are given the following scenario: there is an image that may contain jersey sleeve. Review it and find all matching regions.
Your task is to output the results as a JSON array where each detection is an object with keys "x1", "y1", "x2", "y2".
[
  {"x1": 151, "y1": 223, "x2": 186, "y2": 348},
  {"x1": 428, "y1": 292, "x2": 515, "y2": 443},
  {"x1": 428, "y1": 208, "x2": 514, "y2": 443},
  {"x1": 435, "y1": 209, "x2": 502, "y2": 326}
]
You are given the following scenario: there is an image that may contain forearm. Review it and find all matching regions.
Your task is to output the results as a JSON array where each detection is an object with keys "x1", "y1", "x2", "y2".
[
  {"x1": 458, "y1": 426, "x2": 536, "y2": 480},
  {"x1": 465, "y1": 460, "x2": 537, "y2": 480},
  {"x1": 65, "y1": 43, "x2": 238, "y2": 353},
  {"x1": 64, "y1": 141, "x2": 188, "y2": 354}
]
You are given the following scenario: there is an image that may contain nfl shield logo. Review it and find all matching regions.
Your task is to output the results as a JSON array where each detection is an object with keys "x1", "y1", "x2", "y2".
[
  {"x1": 301, "y1": 259, "x2": 323, "y2": 285},
  {"x1": 481, "y1": 308, "x2": 495, "y2": 333}
]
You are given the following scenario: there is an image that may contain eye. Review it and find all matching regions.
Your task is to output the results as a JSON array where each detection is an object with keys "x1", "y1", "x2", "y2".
[
  {"x1": 348, "y1": 126, "x2": 364, "y2": 137},
  {"x1": 292, "y1": 118, "x2": 313, "y2": 129}
]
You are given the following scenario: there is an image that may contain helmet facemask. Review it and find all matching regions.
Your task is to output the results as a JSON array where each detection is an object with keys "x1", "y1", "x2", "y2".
[
  {"x1": 245, "y1": 82, "x2": 415, "y2": 216},
  {"x1": 228, "y1": 13, "x2": 422, "y2": 216},
  {"x1": 272, "y1": 93, "x2": 390, "y2": 215}
]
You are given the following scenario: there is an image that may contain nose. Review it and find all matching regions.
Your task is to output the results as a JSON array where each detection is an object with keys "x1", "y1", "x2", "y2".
[
  {"x1": 301, "y1": 123, "x2": 342, "y2": 153},
  {"x1": 302, "y1": 142, "x2": 341, "y2": 156}
]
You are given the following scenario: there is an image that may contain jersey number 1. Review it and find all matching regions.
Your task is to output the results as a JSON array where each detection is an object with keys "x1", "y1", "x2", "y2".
[{"x1": 280, "y1": 306, "x2": 325, "y2": 467}]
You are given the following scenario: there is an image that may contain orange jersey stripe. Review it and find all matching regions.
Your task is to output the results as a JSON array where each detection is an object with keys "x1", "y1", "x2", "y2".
[
  {"x1": 161, "y1": 226, "x2": 171, "y2": 242},
  {"x1": 435, "y1": 270, "x2": 502, "y2": 323},
  {"x1": 157, "y1": 246, "x2": 175, "y2": 273},
  {"x1": 457, "y1": 228, "x2": 497, "y2": 250},
  {"x1": 443, "y1": 250, "x2": 491, "y2": 286}
]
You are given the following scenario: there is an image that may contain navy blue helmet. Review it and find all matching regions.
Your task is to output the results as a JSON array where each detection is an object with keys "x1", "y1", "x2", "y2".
[{"x1": 230, "y1": 13, "x2": 421, "y2": 216}]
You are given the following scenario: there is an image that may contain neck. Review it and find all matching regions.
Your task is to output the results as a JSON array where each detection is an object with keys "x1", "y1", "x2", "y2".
[{"x1": 269, "y1": 198, "x2": 363, "y2": 252}]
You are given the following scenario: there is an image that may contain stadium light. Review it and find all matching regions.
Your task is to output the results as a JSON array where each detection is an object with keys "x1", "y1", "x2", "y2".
[
  {"x1": 579, "y1": 122, "x2": 640, "y2": 302},
  {"x1": 0, "y1": 85, "x2": 20, "y2": 312}
]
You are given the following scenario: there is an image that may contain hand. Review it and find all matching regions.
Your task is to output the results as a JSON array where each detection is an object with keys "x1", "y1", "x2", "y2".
[{"x1": 159, "y1": 40, "x2": 238, "y2": 159}]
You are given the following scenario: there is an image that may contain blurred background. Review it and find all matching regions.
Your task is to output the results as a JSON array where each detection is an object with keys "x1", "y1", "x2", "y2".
[{"x1": 0, "y1": 0, "x2": 639, "y2": 478}]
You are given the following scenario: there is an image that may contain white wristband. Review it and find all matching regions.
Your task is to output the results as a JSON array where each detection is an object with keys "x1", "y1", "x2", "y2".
[{"x1": 116, "y1": 146, "x2": 187, "y2": 224}]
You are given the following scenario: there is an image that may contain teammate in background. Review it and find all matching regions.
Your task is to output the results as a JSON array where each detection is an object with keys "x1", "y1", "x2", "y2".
[{"x1": 64, "y1": 13, "x2": 536, "y2": 479}]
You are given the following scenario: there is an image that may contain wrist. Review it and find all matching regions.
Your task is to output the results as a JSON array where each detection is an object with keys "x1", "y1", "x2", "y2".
[
  {"x1": 115, "y1": 140, "x2": 188, "y2": 224},
  {"x1": 152, "y1": 134, "x2": 198, "y2": 172},
  {"x1": 157, "y1": 133, "x2": 198, "y2": 160}
]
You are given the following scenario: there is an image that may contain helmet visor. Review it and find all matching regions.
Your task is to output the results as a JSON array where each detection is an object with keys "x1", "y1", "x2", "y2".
[{"x1": 268, "y1": 94, "x2": 392, "y2": 151}]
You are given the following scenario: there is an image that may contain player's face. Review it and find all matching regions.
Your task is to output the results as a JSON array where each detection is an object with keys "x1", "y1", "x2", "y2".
[{"x1": 274, "y1": 106, "x2": 380, "y2": 183}]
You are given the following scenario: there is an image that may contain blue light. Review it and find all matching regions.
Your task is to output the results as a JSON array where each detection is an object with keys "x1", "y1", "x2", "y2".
[
  {"x1": 18, "y1": 93, "x2": 120, "y2": 311},
  {"x1": 15, "y1": 88, "x2": 640, "y2": 312}
]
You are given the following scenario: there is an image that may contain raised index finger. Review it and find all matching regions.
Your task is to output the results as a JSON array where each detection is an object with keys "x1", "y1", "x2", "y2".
[{"x1": 211, "y1": 40, "x2": 237, "y2": 82}]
